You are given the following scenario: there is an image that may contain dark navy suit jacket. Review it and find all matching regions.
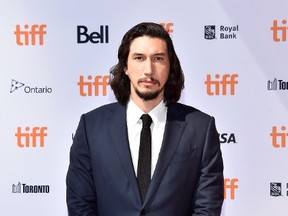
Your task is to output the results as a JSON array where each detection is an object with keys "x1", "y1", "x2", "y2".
[{"x1": 66, "y1": 102, "x2": 224, "y2": 216}]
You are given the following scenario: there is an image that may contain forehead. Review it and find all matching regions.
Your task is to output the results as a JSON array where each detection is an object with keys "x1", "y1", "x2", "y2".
[{"x1": 129, "y1": 36, "x2": 168, "y2": 54}]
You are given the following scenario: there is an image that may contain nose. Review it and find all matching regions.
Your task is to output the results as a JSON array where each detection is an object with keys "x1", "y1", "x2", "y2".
[{"x1": 143, "y1": 59, "x2": 153, "y2": 76}]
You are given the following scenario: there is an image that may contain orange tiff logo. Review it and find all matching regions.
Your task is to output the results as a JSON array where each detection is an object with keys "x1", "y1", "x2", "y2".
[
  {"x1": 204, "y1": 74, "x2": 238, "y2": 96},
  {"x1": 271, "y1": 20, "x2": 288, "y2": 42},
  {"x1": 77, "y1": 75, "x2": 110, "y2": 96},
  {"x1": 224, "y1": 178, "x2": 238, "y2": 200},
  {"x1": 270, "y1": 126, "x2": 288, "y2": 148},
  {"x1": 160, "y1": 23, "x2": 174, "y2": 34},
  {"x1": 14, "y1": 24, "x2": 47, "y2": 46},
  {"x1": 15, "y1": 127, "x2": 48, "y2": 147}
]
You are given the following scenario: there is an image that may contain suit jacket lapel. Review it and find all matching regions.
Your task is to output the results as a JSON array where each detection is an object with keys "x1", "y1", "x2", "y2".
[
  {"x1": 143, "y1": 105, "x2": 187, "y2": 206},
  {"x1": 106, "y1": 103, "x2": 187, "y2": 206},
  {"x1": 108, "y1": 103, "x2": 142, "y2": 203}
]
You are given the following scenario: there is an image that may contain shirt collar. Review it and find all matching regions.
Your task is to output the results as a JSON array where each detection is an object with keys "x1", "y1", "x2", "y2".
[
  {"x1": 127, "y1": 99, "x2": 144, "y2": 126},
  {"x1": 126, "y1": 99, "x2": 167, "y2": 126}
]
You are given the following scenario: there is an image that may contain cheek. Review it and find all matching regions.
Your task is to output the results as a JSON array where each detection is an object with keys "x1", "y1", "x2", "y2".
[
  {"x1": 126, "y1": 70, "x2": 139, "y2": 84},
  {"x1": 159, "y1": 70, "x2": 170, "y2": 85}
]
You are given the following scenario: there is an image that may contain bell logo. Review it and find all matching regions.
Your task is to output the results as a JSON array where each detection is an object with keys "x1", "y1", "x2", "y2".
[
  {"x1": 204, "y1": 74, "x2": 238, "y2": 96},
  {"x1": 78, "y1": 75, "x2": 110, "y2": 96},
  {"x1": 224, "y1": 178, "x2": 238, "y2": 200},
  {"x1": 270, "y1": 126, "x2": 288, "y2": 148},
  {"x1": 160, "y1": 23, "x2": 174, "y2": 34},
  {"x1": 77, "y1": 25, "x2": 109, "y2": 44},
  {"x1": 15, "y1": 127, "x2": 48, "y2": 148},
  {"x1": 271, "y1": 19, "x2": 288, "y2": 42},
  {"x1": 14, "y1": 24, "x2": 47, "y2": 46}
]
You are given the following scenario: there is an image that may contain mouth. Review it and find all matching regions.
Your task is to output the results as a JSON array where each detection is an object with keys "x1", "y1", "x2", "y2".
[{"x1": 138, "y1": 77, "x2": 160, "y2": 86}]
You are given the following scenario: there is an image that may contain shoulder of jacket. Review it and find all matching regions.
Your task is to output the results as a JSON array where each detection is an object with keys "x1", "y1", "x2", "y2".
[{"x1": 168, "y1": 102, "x2": 213, "y2": 121}]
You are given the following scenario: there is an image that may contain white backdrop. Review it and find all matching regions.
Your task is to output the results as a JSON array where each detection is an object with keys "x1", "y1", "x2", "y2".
[{"x1": 1, "y1": 0, "x2": 287, "y2": 215}]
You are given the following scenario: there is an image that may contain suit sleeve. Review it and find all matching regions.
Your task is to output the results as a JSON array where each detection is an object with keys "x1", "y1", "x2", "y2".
[
  {"x1": 66, "y1": 114, "x2": 98, "y2": 216},
  {"x1": 192, "y1": 117, "x2": 224, "y2": 216}
]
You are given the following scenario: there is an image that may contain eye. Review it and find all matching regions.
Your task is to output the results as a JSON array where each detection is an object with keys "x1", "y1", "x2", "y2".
[
  {"x1": 134, "y1": 56, "x2": 144, "y2": 61},
  {"x1": 154, "y1": 56, "x2": 164, "y2": 62}
]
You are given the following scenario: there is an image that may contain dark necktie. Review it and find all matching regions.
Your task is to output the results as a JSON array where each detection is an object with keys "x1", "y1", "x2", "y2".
[{"x1": 137, "y1": 114, "x2": 152, "y2": 201}]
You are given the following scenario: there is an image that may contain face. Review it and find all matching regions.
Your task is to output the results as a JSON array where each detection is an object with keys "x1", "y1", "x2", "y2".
[{"x1": 125, "y1": 36, "x2": 170, "y2": 103}]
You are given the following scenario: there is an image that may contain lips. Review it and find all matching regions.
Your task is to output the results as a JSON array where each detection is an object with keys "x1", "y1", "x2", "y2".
[{"x1": 138, "y1": 78, "x2": 160, "y2": 85}]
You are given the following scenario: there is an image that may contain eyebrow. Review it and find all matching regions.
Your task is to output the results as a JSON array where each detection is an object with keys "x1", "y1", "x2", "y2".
[{"x1": 131, "y1": 52, "x2": 167, "y2": 56}]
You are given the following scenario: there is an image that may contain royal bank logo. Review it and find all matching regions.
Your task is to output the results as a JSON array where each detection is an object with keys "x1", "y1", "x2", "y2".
[
  {"x1": 204, "y1": 25, "x2": 239, "y2": 40},
  {"x1": 270, "y1": 182, "x2": 282, "y2": 196},
  {"x1": 204, "y1": 26, "x2": 216, "y2": 40},
  {"x1": 10, "y1": 79, "x2": 52, "y2": 94},
  {"x1": 270, "y1": 182, "x2": 288, "y2": 197},
  {"x1": 267, "y1": 78, "x2": 288, "y2": 90},
  {"x1": 12, "y1": 182, "x2": 50, "y2": 194}
]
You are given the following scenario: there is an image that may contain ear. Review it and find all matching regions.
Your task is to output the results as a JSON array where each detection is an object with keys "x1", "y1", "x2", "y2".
[{"x1": 124, "y1": 67, "x2": 128, "y2": 75}]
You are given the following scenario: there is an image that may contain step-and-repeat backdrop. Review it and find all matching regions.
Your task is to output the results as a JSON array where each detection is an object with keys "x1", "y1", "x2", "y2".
[{"x1": 1, "y1": 1, "x2": 287, "y2": 215}]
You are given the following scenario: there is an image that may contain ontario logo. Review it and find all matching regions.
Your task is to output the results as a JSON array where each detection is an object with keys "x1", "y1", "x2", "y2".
[
  {"x1": 10, "y1": 79, "x2": 52, "y2": 94},
  {"x1": 12, "y1": 182, "x2": 50, "y2": 194}
]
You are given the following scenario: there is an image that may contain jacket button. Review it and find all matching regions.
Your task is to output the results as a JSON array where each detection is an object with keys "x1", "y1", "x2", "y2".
[{"x1": 140, "y1": 209, "x2": 147, "y2": 215}]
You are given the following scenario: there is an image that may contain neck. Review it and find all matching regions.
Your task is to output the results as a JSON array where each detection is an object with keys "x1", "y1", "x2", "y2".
[{"x1": 130, "y1": 95, "x2": 163, "y2": 113}]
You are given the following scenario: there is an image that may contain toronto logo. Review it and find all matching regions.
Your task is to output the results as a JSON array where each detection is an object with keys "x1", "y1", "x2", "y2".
[
  {"x1": 12, "y1": 182, "x2": 50, "y2": 194},
  {"x1": 267, "y1": 78, "x2": 288, "y2": 90}
]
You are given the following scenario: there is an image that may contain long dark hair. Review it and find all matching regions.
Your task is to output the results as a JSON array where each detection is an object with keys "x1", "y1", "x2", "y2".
[{"x1": 110, "y1": 22, "x2": 184, "y2": 105}]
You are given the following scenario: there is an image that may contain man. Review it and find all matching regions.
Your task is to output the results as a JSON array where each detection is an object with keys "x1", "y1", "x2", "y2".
[{"x1": 66, "y1": 22, "x2": 224, "y2": 216}]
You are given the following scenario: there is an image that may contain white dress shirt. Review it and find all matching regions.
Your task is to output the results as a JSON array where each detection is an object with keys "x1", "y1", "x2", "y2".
[{"x1": 126, "y1": 99, "x2": 167, "y2": 178}]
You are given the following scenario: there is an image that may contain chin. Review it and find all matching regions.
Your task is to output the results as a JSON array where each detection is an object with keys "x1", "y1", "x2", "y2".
[{"x1": 135, "y1": 89, "x2": 162, "y2": 101}]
